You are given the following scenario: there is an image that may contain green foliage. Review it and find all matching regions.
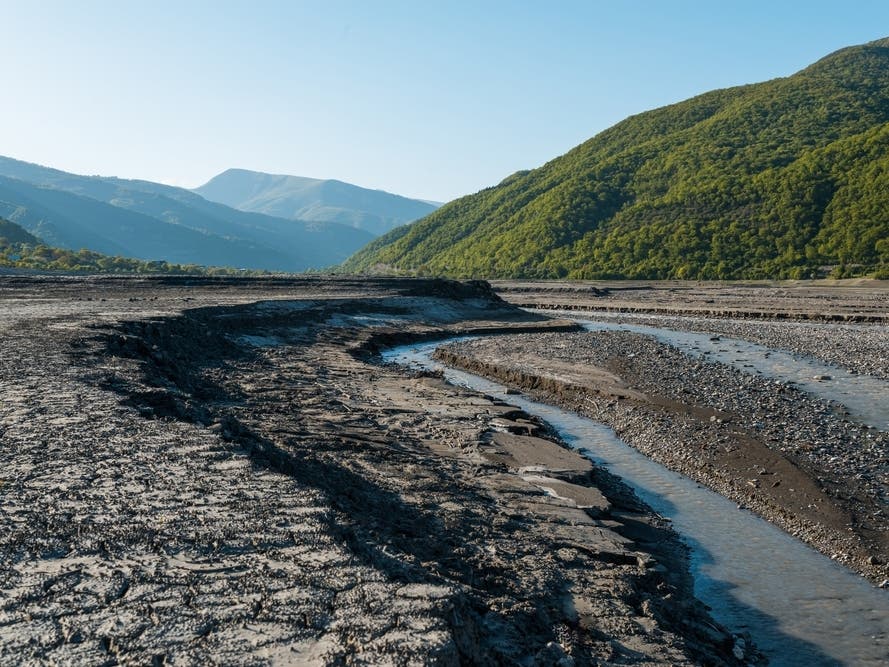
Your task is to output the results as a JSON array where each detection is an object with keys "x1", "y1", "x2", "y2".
[
  {"x1": 0, "y1": 234, "x2": 270, "y2": 276},
  {"x1": 343, "y1": 38, "x2": 889, "y2": 280}
]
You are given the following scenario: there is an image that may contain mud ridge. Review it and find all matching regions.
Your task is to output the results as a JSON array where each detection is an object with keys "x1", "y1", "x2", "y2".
[{"x1": 511, "y1": 302, "x2": 888, "y2": 323}]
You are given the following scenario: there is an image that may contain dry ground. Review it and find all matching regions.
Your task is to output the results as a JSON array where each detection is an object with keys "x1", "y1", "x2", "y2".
[{"x1": 0, "y1": 277, "x2": 754, "y2": 666}]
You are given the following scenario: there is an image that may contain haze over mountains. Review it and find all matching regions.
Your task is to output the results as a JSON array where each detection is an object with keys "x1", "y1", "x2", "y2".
[
  {"x1": 0, "y1": 216, "x2": 244, "y2": 274},
  {"x1": 5, "y1": 38, "x2": 888, "y2": 279},
  {"x1": 0, "y1": 157, "x2": 428, "y2": 272},
  {"x1": 0, "y1": 218, "x2": 39, "y2": 245},
  {"x1": 195, "y1": 168, "x2": 440, "y2": 237},
  {"x1": 344, "y1": 38, "x2": 889, "y2": 280}
]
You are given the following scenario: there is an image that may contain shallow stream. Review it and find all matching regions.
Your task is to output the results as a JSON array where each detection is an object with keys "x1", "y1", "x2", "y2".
[
  {"x1": 384, "y1": 340, "x2": 889, "y2": 666},
  {"x1": 547, "y1": 311, "x2": 889, "y2": 432}
]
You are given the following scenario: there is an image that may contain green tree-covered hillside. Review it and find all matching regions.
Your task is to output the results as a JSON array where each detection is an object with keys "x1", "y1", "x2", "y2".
[
  {"x1": 0, "y1": 218, "x2": 39, "y2": 245},
  {"x1": 0, "y1": 218, "x2": 265, "y2": 275},
  {"x1": 343, "y1": 38, "x2": 889, "y2": 279}
]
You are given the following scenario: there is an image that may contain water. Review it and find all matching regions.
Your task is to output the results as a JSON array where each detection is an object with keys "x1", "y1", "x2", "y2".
[
  {"x1": 384, "y1": 340, "x2": 889, "y2": 666},
  {"x1": 548, "y1": 312, "x2": 889, "y2": 432}
]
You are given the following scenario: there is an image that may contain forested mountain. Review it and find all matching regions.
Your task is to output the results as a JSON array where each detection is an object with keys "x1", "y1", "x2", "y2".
[
  {"x1": 0, "y1": 216, "x2": 270, "y2": 274},
  {"x1": 0, "y1": 157, "x2": 373, "y2": 271},
  {"x1": 343, "y1": 38, "x2": 889, "y2": 279},
  {"x1": 195, "y1": 168, "x2": 439, "y2": 236}
]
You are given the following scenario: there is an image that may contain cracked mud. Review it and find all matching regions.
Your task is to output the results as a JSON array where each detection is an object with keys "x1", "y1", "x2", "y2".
[{"x1": 0, "y1": 277, "x2": 755, "y2": 665}]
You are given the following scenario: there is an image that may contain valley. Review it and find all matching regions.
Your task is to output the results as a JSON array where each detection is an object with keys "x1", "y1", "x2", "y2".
[
  {"x1": 5, "y1": 6, "x2": 889, "y2": 666},
  {"x1": 0, "y1": 157, "x2": 436, "y2": 273}
]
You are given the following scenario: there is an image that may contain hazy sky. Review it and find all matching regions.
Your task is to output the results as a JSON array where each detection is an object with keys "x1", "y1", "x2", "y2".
[{"x1": 2, "y1": 1, "x2": 888, "y2": 201}]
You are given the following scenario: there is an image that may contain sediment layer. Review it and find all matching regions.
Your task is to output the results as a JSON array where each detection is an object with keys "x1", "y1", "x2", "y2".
[
  {"x1": 494, "y1": 280, "x2": 889, "y2": 322},
  {"x1": 0, "y1": 277, "x2": 755, "y2": 665}
]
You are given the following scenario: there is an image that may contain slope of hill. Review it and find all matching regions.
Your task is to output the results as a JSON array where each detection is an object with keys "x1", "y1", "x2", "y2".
[
  {"x1": 0, "y1": 157, "x2": 373, "y2": 271},
  {"x1": 343, "y1": 38, "x2": 889, "y2": 279},
  {"x1": 194, "y1": 168, "x2": 439, "y2": 236},
  {"x1": 0, "y1": 218, "x2": 40, "y2": 245},
  {"x1": 0, "y1": 217, "x2": 265, "y2": 275}
]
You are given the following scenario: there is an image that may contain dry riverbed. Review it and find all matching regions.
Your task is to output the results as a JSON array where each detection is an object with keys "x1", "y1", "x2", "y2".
[
  {"x1": 494, "y1": 279, "x2": 889, "y2": 323},
  {"x1": 0, "y1": 276, "x2": 757, "y2": 665}
]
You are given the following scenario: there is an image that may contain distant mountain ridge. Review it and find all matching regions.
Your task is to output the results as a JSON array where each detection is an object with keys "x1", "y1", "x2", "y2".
[
  {"x1": 343, "y1": 37, "x2": 889, "y2": 279},
  {"x1": 0, "y1": 156, "x2": 374, "y2": 271},
  {"x1": 194, "y1": 168, "x2": 439, "y2": 237},
  {"x1": 0, "y1": 215, "x2": 270, "y2": 275}
]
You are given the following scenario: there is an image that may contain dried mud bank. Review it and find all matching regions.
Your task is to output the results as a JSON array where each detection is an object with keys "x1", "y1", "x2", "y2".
[
  {"x1": 0, "y1": 276, "x2": 756, "y2": 666},
  {"x1": 494, "y1": 280, "x2": 889, "y2": 323},
  {"x1": 436, "y1": 329, "x2": 889, "y2": 585}
]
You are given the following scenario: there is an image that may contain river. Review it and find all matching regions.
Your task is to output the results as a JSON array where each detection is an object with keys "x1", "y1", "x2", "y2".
[{"x1": 384, "y1": 338, "x2": 889, "y2": 666}]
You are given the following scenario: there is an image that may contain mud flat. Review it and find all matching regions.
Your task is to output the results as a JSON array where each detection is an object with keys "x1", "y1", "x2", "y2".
[
  {"x1": 0, "y1": 276, "x2": 756, "y2": 665},
  {"x1": 400, "y1": 341, "x2": 889, "y2": 665},
  {"x1": 481, "y1": 280, "x2": 889, "y2": 581},
  {"x1": 494, "y1": 279, "x2": 889, "y2": 322}
]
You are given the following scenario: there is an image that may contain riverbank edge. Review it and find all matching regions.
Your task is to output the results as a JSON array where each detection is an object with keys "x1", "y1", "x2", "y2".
[
  {"x1": 506, "y1": 302, "x2": 889, "y2": 323},
  {"x1": 431, "y1": 346, "x2": 887, "y2": 587}
]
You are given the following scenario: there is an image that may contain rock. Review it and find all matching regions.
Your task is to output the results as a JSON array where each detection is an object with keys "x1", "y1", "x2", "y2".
[
  {"x1": 732, "y1": 637, "x2": 746, "y2": 660},
  {"x1": 533, "y1": 641, "x2": 574, "y2": 666}
]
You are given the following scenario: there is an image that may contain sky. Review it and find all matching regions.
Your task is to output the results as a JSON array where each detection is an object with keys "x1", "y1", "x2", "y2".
[{"x1": 2, "y1": 1, "x2": 889, "y2": 202}]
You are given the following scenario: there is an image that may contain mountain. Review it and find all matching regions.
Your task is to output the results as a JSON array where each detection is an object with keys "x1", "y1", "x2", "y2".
[
  {"x1": 194, "y1": 168, "x2": 439, "y2": 236},
  {"x1": 0, "y1": 218, "x2": 39, "y2": 245},
  {"x1": 0, "y1": 157, "x2": 374, "y2": 271},
  {"x1": 343, "y1": 38, "x2": 889, "y2": 280},
  {"x1": 0, "y1": 215, "x2": 266, "y2": 275}
]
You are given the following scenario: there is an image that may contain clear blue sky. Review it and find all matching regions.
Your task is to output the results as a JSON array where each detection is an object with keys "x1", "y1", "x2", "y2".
[{"x1": 2, "y1": 1, "x2": 888, "y2": 201}]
